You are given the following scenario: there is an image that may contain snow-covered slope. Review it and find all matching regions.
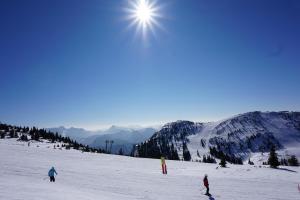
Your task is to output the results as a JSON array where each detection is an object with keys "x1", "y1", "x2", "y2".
[
  {"x1": 188, "y1": 111, "x2": 300, "y2": 161},
  {"x1": 1, "y1": 138, "x2": 300, "y2": 200},
  {"x1": 137, "y1": 111, "x2": 300, "y2": 163}
]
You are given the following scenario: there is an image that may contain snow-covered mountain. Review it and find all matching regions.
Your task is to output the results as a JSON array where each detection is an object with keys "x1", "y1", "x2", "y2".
[
  {"x1": 84, "y1": 127, "x2": 156, "y2": 155},
  {"x1": 48, "y1": 126, "x2": 157, "y2": 155},
  {"x1": 47, "y1": 126, "x2": 96, "y2": 143},
  {"x1": 136, "y1": 111, "x2": 300, "y2": 163}
]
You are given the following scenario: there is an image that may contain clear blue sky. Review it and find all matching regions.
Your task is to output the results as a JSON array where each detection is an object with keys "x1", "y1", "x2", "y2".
[{"x1": 0, "y1": 0, "x2": 299, "y2": 130}]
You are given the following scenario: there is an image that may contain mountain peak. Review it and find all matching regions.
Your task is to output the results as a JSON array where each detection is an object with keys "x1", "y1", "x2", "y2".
[{"x1": 136, "y1": 111, "x2": 300, "y2": 162}]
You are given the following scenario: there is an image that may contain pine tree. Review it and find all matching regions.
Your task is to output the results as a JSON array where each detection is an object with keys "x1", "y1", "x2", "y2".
[
  {"x1": 280, "y1": 158, "x2": 288, "y2": 166},
  {"x1": 287, "y1": 155, "x2": 299, "y2": 166},
  {"x1": 220, "y1": 156, "x2": 227, "y2": 167},
  {"x1": 206, "y1": 155, "x2": 216, "y2": 163},
  {"x1": 19, "y1": 134, "x2": 28, "y2": 141},
  {"x1": 9, "y1": 130, "x2": 14, "y2": 138},
  {"x1": 248, "y1": 158, "x2": 254, "y2": 165},
  {"x1": 268, "y1": 146, "x2": 279, "y2": 168},
  {"x1": 0, "y1": 132, "x2": 5, "y2": 139},
  {"x1": 118, "y1": 148, "x2": 124, "y2": 155},
  {"x1": 183, "y1": 143, "x2": 191, "y2": 161},
  {"x1": 170, "y1": 144, "x2": 179, "y2": 160}
]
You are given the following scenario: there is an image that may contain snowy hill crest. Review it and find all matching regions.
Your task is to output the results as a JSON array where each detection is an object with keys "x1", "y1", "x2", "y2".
[{"x1": 136, "y1": 111, "x2": 300, "y2": 162}]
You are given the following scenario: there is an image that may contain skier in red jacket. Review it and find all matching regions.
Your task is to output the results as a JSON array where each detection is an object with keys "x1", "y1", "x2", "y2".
[{"x1": 203, "y1": 174, "x2": 210, "y2": 196}]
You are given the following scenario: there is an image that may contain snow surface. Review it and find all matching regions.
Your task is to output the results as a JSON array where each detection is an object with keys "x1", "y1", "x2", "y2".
[{"x1": 1, "y1": 139, "x2": 300, "y2": 200}]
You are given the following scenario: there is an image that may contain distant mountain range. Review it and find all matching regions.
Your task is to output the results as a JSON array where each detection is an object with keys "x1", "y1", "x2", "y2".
[
  {"x1": 47, "y1": 126, "x2": 158, "y2": 155},
  {"x1": 47, "y1": 111, "x2": 300, "y2": 162},
  {"x1": 2, "y1": 110, "x2": 299, "y2": 165},
  {"x1": 136, "y1": 111, "x2": 300, "y2": 162},
  {"x1": 47, "y1": 126, "x2": 95, "y2": 142}
]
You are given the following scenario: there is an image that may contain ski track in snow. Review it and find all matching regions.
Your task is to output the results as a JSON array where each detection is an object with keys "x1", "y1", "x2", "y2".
[{"x1": 1, "y1": 139, "x2": 300, "y2": 200}]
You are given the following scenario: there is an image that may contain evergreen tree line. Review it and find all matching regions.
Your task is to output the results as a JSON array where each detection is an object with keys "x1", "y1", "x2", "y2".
[
  {"x1": 196, "y1": 150, "x2": 216, "y2": 163},
  {"x1": 202, "y1": 155, "x2": 217, "y2": 163},
  {"x1": 0, "y1": 123, "x2": 105, "y2": 153},
  {"x1": 265, "y1": 146, "x2": 299, "y2": 168},
  {"x1": 209, "y1": 147, "x2": 243, "y2": 165},
  {"x1": 135, "y1": 139, "x2": 299, "y2": 168},
  {"x1": 134, "y1": 121, "x2": 201, "y2": 161},
  {"x1": 209, "y1": 131, "x2": 282, "y2": 159},
  {"x1": 279, "y1": 156, "x2": 299, "y2": 166},
  {"x1": 134, "y1": 137, "x2": 180, "y2": 160},
  {"x1": 135, "y1": 139, "x2": 218, "y2": 163}
]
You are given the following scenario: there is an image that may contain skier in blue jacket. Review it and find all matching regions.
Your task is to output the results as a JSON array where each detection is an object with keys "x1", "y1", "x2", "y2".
[{"x1": 48, "y1": 167, "x2": 57, "y2": 182}]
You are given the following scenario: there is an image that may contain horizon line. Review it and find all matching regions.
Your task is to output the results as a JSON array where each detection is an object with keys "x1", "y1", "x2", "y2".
[{"x1": 1, "y1": 110, "x2": 299, "y2": 131}]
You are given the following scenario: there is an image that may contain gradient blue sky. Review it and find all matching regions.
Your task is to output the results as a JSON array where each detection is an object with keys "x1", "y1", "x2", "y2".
[{"x1": 0, "y1": 0, "x2": 299, "y2": 130}]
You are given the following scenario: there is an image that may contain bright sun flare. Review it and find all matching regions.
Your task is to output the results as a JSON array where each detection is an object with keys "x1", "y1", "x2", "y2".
[
  {"x1": 135, "y1": 0, "x2": 153, "y2": 23},
  {"x1": 125, "y1": 0, "x2": 162, "y2": 38}
]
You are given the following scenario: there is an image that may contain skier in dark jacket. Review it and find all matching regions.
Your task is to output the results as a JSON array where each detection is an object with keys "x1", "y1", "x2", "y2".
[
  {"x1": 48, "y1": 167, "x2": 57, "y2": 182},
  {"x1": 203, "y1": 174, "x2": 210, "y2": 195}
]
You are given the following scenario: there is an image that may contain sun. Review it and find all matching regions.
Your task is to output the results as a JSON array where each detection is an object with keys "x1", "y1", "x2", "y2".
[
  {"x1": 125, "y1": 0, "x2": 162, "y2": 39},
  {"x1": 135, "y1": 0, "x2": 153, "y2": 24}
]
